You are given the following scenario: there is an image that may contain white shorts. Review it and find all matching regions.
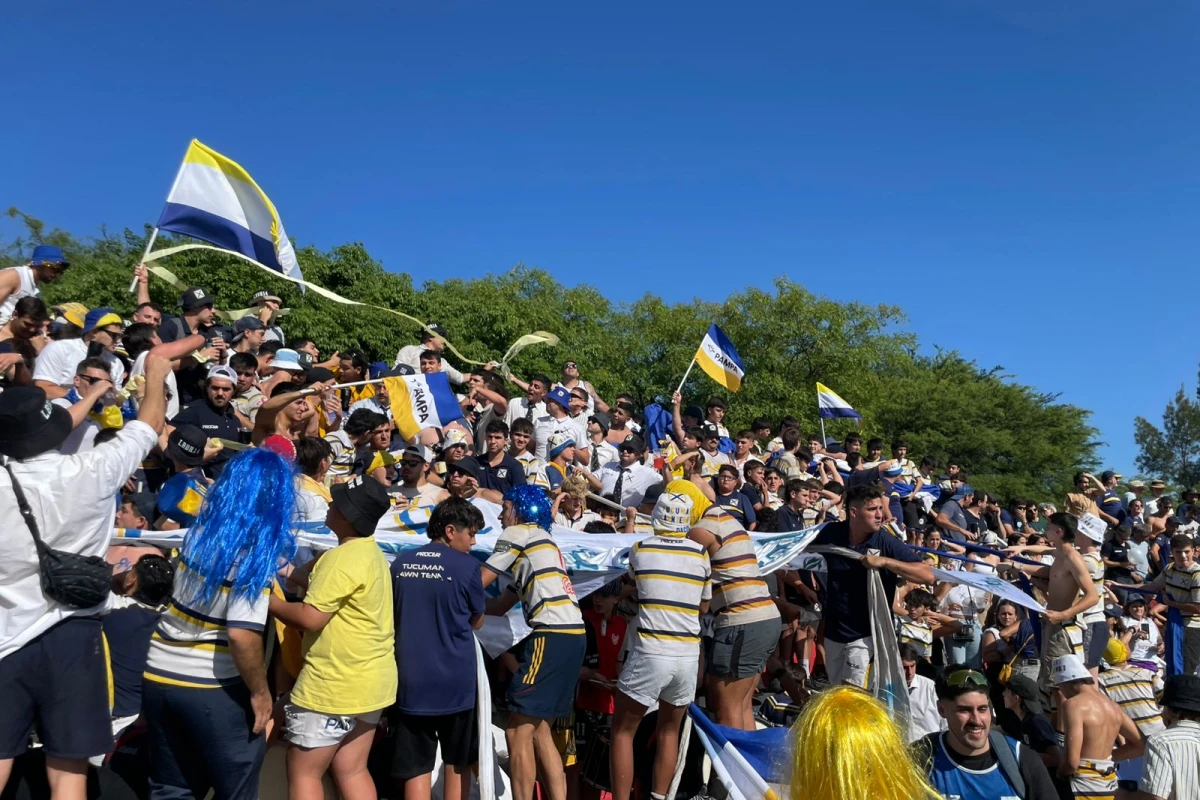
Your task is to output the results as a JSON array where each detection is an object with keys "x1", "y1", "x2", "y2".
[
  {"x1": 285, "y1": 703, "x2": 383, "y2": 749},
  {"x1": 825, "y1": 637, "x2": 872, "y2": 689},
  {"x1": 617, "y1": 650, "x2": 698, "y2": 708}
]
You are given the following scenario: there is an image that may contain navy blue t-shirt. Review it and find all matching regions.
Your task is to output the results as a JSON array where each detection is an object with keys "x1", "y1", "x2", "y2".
[
  {"x1": 102, "y1": 602, "x2": 162, "y2": 718},
  {"x1": 812, "y1": 520, "x2": 925, "y2": 643},
  {"x1": 715, "y1": 491, "x2": 757, "y2": 529},
  {"x1": 171, "y1": 399, "x2": 243, "y2": 477},
  {"x1": 775, "y1": 504, "x2": 805, "y2": 532},
  {"x1": 390, "y1": 541, "x2": 486, "y2": 715},
  {"x1": 475, "y1": 453, "x2": 528, "y2": 494}
]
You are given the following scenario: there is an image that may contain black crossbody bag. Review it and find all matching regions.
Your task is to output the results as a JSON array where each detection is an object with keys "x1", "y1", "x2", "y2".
[{"x1": 3, "y1": 461, "x2": 112, "y2": 609}]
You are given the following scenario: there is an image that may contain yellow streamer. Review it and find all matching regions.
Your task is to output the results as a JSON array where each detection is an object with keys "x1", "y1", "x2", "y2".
[{"x1": 142, "y1": 243, "x2": 558, "y2": 371}]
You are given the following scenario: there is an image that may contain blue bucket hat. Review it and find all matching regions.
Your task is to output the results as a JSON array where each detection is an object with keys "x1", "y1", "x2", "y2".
[{"x1": 30, "y1": 244, "x2": 68, "y2": 266}]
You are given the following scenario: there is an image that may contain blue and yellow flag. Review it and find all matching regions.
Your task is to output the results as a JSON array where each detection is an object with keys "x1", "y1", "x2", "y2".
[{"x1": 694, "y1": 324, "x2": 746, "y2": 392}]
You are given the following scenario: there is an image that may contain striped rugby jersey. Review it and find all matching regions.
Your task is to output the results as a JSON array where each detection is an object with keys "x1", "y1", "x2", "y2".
[
  {"x1": 1098, "y1": 665, "x2": 1165, "y2": 736},
  {"x1": 627, "y1": 533, "x2": 712, "y2": 657},
  {"x1": 1164, "y1": 563, "x2": 1200, "y2": 627},
  {"x1": 897, "y1": 617, "x2": 934, "y2": 659},
  {"x1": 1080, "y1": 552, "x2": 1107, "y2": 625},
  {"x1": 692, "y1": 509, "x2": 780, "y2": 629},
  {"x1": 143, "y1": 560, "x2": 270, "y2": 689},
  {"x1": 485, "y1": 524, "x2": 584, "y2": 634}
]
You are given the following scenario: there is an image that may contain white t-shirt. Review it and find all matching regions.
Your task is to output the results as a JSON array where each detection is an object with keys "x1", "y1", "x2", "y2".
[
  {"x1": 0, "y1": 266, "x2": 38, "y2": 327},
  {"x1": 1122, "y1": 615, "x2": 1161, "y2": 663},
  {"x1": 534, "y1": 414, "x2": 587, "y2": 461},
  {"x1": 50, "y1": 397, "x2": 100, "y2": 455},
  {"x1": 130, "y1": 350, "x2": 180, "y2": 419},
  {"x1": 907, "y1": 674, "x2": 946, "y2": 743},
  {"x1": 941, "y1": 584, "x2": 988, "y2": 623},
  {"x1": 32, "y1": 338, "x2": 125, "y2": 388},
  {"x1": 0, "y1": 421, "x2": 158, "y2": 659}
]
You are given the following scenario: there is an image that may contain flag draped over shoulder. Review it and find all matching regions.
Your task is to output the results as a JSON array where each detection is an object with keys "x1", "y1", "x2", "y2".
[
  {"x1": 695, "y1": 324, "x2": 746, "y2": 392},
  {"x1": 816, "y1": 382, "x2": 861, "y2": 419},
  {"x1": 383, "y1": 373, "x2": 465, "y2": 441},
  {"x1": 157, "y1": 139, "x2": 304, "y2": 284}
]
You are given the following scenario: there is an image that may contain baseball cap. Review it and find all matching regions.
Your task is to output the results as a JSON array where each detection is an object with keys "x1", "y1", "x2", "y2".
[
  {"x1": 1100, "y1": 470, "x2": 1116, "y2": 482},
  {"x1": 882, "y1": 459, "x2": 904, "y2": 478},
  {"x1": 422, "y1": 322, "x2": 448, "y2": 340},
  {"x1": 1052, "y1": 654, "x2": 1092, "y2": 685},
  {"x1": 206, "y1": 364, "x2": 237, "y2": 384},
  {"x1": 330, "y1": 474, "x2": 391, "y2": 536},
  {"x1": 548, "y1": 431, "x2": 576, "y2": 460},
  {"x1": 30, "y1": 244, "x2": 69, "y2": 266},
  {"x1": 544, "y1": 387, "x2": 572, "y2": 412},
  {"x1": 179, "y1": 287, "x2": 214, "y2": 310},
  {"x1": 700, "y1": 422, "x2": 720, "y2": 440},
  {"x1": 618, "y1": 435, "x2": 645, "y2": 454},
  {"x1": 269, "y1": 349, "x2": 305, "y2": 373},
  {"x1": 588, "y1": 411, "x2": 611, "y2": 433},
  {"x1": 1003, "y1": 674, "x2": 1043, "y2": 714},
  {"x1": 640, "y1": 482, "x2": 664, "y2": 508},
  {"x1": 651, "y1": 492, "x2": 694, "y2": 535},
  {"x1": 82, "y1": 307, "x2": 122, "y2": 335},
  {"x1": 952, "y1": 484, "x2": 974, "y2": 501},
  {"x1": 1103, "y1": 603, "x2": 1123, "y2": 619},
  {"x1": 52, "y1": 302, "x2": 87, "y2": 328},
  {"x1": 250, "y1": 290, "x2": 282, "y2": 306},
  {"x1": 387, "y1": 364, "x2": 416, "y2": 377},
  {"x1": 595, "y1": 578, "x2": 623, "y2": 597},
  {"x1": 445, "y1": 455, "x2": 480, "y2": 476},
  {"x1": 127, "y1": 491, "x2": 159, "y2": 525},
  {"x1": 166, "y1": 424, "x2": 208, "y2": 467},
  {"x1": 443, "y1": 429, "x2": 471, "y2": 449},
  {"x1": 306, "y1": 366, "x2": 336, "y2": 383},
  {"x1": 1103, "y1": 638, "x2": 1129, "y2": 666},
  {"x1": 401, "y1": 444, "x2": 433, "y2": 464},
  {"x1": 231, "y1": 316, "x2": 265, "y2": 342},
  {"x1": 683, "y1": 405, "x2": 704, "y2": 422}
]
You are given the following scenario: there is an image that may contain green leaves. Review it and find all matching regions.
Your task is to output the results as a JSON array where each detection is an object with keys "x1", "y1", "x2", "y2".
[{"x1": 2, "y1": 209, "x2": 1097, "y2": 499}]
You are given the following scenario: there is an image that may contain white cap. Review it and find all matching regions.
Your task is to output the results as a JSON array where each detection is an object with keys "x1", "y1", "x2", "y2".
[
  {"x1": 651, "y1": 492, "x2": 694, "y2": 535},
  {"x1": 269, "y1": 348, "x2": 305, "y2": 373},
  {"x1": 401, "y1": 444, "x2": 433, "y2": 464},
  {"x1": 1052, "y1": 654, "x2": 1092, "y2": 685},
  {"x1": 443, "y1": 429, "x2": 470, "y2": 448},
  {"x1": 1077, "y1": 513, "x2": 1106, "y2": 544}
]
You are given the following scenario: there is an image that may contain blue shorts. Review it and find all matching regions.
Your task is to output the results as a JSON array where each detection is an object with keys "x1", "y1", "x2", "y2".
[
  {"x1": 0, "y1": 617, "x2": 113, "y2": 760},
  {"x1": 508, "y1": 632, "x2": 587, "y2": 720}
]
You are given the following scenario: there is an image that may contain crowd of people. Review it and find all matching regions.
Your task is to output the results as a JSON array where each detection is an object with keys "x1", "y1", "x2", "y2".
[{"x1": 2, "y1": 245, "x2": 1200, "y2": 800}]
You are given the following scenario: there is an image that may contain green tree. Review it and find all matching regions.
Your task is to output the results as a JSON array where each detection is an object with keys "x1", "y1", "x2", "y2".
[{"x1": 1133, "y1": 377, "x2": 1200, "y2": 489}]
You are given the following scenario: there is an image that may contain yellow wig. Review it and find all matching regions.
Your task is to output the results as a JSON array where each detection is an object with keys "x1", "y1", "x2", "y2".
[
  {"x1": 790, "y1": 687, "x2": 937, "y2": 800},
  {"x1": 665, "y1": 479, "x2": 712, "y2": 524}
]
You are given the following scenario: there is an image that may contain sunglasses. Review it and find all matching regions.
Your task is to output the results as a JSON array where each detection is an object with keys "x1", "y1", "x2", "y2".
[
  {"x1": 78, "y1": 374, "x2": 108, "y2": 386},
  {"x1": 944, "y1": 669, "x2": 989, "y2": 689},
  {"x1": 564, "y1": 362, "x2": 577, "y2": 369}
]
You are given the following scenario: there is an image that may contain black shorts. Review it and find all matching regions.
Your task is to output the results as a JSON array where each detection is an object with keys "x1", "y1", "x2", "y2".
[
  {"x1": 0, "y1": 617, "x2": 112, "y2": 760},
  {"x1": 391, "y1": 709, "x2": 477, "y2": 780},
  {"x1": 508, "y1": 632, "x2": 587, "y2": 720}
]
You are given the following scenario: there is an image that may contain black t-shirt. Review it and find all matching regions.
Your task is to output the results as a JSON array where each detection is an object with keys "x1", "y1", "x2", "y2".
[
  {"x1": 101, "y1": 603, "x2": 161, "y2": 718},
  {"x1": 170, "y1": 399, "x2": 243, "y2": 477},
  {"x1": 474, "y1": 453, "x2": 528, "y2": 494},
  {"x1": 811, "y1": 520, "x2": 925, "y2": 643},
  {"x1": 158, "y1": 317, "x2": 230, "y2": 404},
  {"x1": 1101, "y1": 540, "x2": 1134, "y2": 583}
]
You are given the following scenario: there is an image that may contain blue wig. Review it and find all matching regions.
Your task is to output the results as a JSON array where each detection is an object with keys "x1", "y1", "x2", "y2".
[
  {"x1": 503, "y1": 484, "x2": 554, "y2": 531},
  {"x1": 180, "y1": 448, "x2": 297, "y2": 607}
]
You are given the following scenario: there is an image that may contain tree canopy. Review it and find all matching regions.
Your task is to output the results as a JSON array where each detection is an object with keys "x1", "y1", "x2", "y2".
[
  {"x1": 2, "y1": 208, "x2": 1098, "y2": 500},
  {"x1": 1133, "y1": 372, "x2": 1200, "y2": 490}
]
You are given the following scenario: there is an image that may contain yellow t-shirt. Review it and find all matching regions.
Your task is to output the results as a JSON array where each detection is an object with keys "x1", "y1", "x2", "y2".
[{"x1": 289, "y1": 536, "x2": 397, "y2": 715}]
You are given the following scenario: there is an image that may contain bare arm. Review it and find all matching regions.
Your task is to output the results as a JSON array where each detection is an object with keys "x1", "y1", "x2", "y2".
[
  {"x1": 151, "y1": 333, "x2": 206, "y2": 364},
  {"x1": 1112, "y1": 713, "x2": 1146, "y2": 762},
  {"x1": 862, "y1": 553, "x2": 935, "y2": 586},
  {"x1": 0, "y1": 270, "x2": 22, "y2": 310},
  {"x1": 138, "y1": 355, "x2": 172, "y2": 434},
  {"x1": 65, "y1": 378, "x2": 114, "y2": 428},
  {"x1": 936, "y1": 511, "x2": 971, "y2": 539},
  {"x1": 267, "y1": 594, "x2": 334, "y2": 633},
  {"x1": 671, "y1": 391, "x2": 685, "y2": 444},
  {"x1": 133, "y1": 264, "x2": 152, "y2": 306},
  {"x1": 1058, "y1": 701, "x2": 1082, "y2": 776},
  {"x1": 227, "y1": 627, "x2": 271, "y2": 734}
]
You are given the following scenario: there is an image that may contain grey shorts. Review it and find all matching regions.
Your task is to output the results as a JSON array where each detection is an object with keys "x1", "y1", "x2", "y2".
[{"x1": 705, "y1": 618, "x2": 779, "y2": 679}]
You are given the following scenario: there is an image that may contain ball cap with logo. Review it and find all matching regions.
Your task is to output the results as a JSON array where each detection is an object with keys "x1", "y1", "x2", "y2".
[
  {"x1": 330, "y1": 475, "x2": 392, "y2": 536},
  {"x1": 166, "y1": 424, "x2": 208, "y2": 468},
  {"x1": 1052, "y1": 654, "x2": 1093, "y2": 685},
  {"x1": 548, "y1": 431, "x2": 576, "y2": 460},
  {"x1": 251, "y1": 290, "x2": 282, "y2": 306},
  {"x1": 179, "y1": 287, "x2": 215, "y2": 310},
  {"x1": 0, "y1": 386, "x2": 73, "y2": 459}
]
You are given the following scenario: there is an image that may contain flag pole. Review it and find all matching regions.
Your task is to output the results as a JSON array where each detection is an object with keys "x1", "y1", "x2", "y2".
[
  {"x1": 819, "y1": 416, "x2": 828, "y2": 448},
  {"x1": 129, "y1": 141, "x2": 192, "y2": 293},
  {"x1": 675, "y1": 357, "x2": 697, "y2": 396}
]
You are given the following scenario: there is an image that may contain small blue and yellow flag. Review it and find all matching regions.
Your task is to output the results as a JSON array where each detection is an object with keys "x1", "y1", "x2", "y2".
[{"x1": 694, "y1": 324, "x2": 745, "y2": 392}]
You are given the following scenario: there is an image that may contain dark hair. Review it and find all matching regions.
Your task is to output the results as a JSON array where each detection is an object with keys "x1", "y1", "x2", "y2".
[
  {"x1": 485, "y1": 420, "x2": 510, "y2": 438},
  {"x1": 736, "y1": 430, "x2": 754, "y2": 441},
  {"x1": 781, "y1": 427, "x2": 801, "y2": 450},
  {"x1": 751, "y1": 417, "x2": 771, "y2": 432},
  {"x1": 76, "y1": 356, "x2": 111, "y2": 376},
  {"x1": 345, "y1": 409, "x2": 389, "y2": 437},
  {"x1": 286, "y1": 337, "x2": 315, "y2": 352},
  {"x1": 846, "y1": 452, "x2": 863, "y2": 469},
  {"x1": 135, "y1": 301, "x2": 163, "y2": 315},
  {"x1": 1048, "y1": 512, "x2": 1079, "y2": 542},
  {"x1": 481, "y1": 371, "x2": 507, "y2": 397},
  {"x1": 867, "y1": 438, "x2": 884, "y2": 452},
  {"x1": 529, "y1": 373, "x2": 553, "y2": 391},
  {"x1": 295, "y1": 436, "x2": 333, "y2": 476},
  {"x1": 582, "y1": 520, "x2": 617, "y2": 533},
  {"x1": 743, "y1": 460, "x2": 765, "y2": 478},
  {"x1": 510, "y1": 417, "x2": 535, "y2": 436},
  {"x1": 764, "y1": 467, "x2": 783, "y2": 480},
  {"x1": 706, "y1": 396, "x2": 726, "y2": 411},
  {"x1": 132, "y1": 554, "x2": 175, "y2": 607},
  {"x1": 684, "y1": 426, "x2": 704, "y2": 442},
  {"x1": 14, "y1": 296, "x2": 48, "y2": 321},
  {"x1": 778, "y1": 415, "x2": 799, "y2": 430},
  {"x1": 340, "y1": 348, "x2": 370, "y2": 374},
  {"x1": 920, "y1": 456, "x2": 936, "y2": 470},
  {"x1": 229, "y1": 352, "x2": 258, "y2": 373},
  {"x1": 1171, "y1": 533, "x2": 1195, "y2": 551},
  {"x1": 824, "y1": 481, "x2": 844, "y2": 497},
  {"x1": 258, "y1": 340, "x2": 283, "y2": 357},
  {"x1": 844, "y1": 433, "x2": 863, "y2": 446},
  {"x1": 419, "y1": 349, "x2": 441, "y2": 363},
  {"x1": 906, "y1": 588, "x2": 937, "y2": 609},
  {"x1": 123, "y1": 322, "x2": 158, "y2": 358},
  {"x1": 846, "y1": 483, "x2": 886, "y2": 508},
  {"x1": 717, "y1": 464, "x2": 739, "y2": 479},
  {"x1": 784, "y1": 478, "x2": 808, "y2": 503},
  {"x1": 754, "y1": 507, "x2": 778, "y2": 532},
  {"x1": 428, "y1": 497, "x2": 485, "y2": 541},
  {"x1": 898, "y1": 642, "x2": 925, "y2": 663},
  {"x1": 615, "y1": 400, "x2": 636, "y2": 417},
  {"x1": 892, "y1": 439, "x2": 908, "y2": 451}
]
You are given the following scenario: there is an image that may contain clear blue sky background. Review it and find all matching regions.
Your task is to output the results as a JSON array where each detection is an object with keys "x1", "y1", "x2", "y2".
[{"x1": 4, "y1": 1, "x2": 1197, "y2": 475}]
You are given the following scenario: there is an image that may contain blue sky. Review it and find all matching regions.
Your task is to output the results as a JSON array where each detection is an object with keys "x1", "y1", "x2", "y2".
[{"x1": 4, "y1": 0, "x2": 1198, "y2": 475}]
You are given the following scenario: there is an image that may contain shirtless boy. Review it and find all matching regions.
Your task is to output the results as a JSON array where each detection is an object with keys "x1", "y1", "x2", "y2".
[{"x1": 1052, "y1": 654, "x2": 1144, "y2": 800}]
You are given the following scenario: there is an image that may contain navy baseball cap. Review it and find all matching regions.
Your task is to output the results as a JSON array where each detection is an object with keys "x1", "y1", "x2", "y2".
[{"x1": 30, "y1": 245, "x2": 68, "y2": 266}]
